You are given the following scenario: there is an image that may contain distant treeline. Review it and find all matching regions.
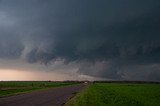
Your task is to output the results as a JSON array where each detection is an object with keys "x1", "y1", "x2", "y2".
[
  {"x1": 93, "y1": 80, "x2": 160, "y2": 84},
  {"x1": 1, "y1": 80, "x2": 160, "y2": 84},
  {"x1": 0, "y1": 81, "x2": 84, "y2": 83}
]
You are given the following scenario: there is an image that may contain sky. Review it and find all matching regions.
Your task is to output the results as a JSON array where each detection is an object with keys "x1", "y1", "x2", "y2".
[{"x1": 0, "y1": 0, "x2": 160, "y2": 81}]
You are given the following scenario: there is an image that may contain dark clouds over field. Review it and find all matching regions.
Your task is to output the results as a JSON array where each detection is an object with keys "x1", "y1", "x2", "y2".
[{"x1": 0, "y1": 0, "x2": 160, "y2": 81}]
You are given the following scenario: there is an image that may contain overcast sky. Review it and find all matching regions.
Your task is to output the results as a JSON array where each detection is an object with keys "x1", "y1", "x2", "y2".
[{"x1": 0, "y1": 0, "x2": 160, "y2": 81}]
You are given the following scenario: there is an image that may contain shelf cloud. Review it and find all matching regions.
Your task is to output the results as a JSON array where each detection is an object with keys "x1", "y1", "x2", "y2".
[{"x1": 0, "y1": 0, "x2": 160, "y2": 81}]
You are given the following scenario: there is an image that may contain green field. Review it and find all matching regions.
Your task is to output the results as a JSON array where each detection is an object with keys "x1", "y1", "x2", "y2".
[
  {"x1": 0, "y1": 81, "x2": 77, "y2": 97},
  {"x1": 66, "y1": 83, "x2": 160, "y2": 106}
]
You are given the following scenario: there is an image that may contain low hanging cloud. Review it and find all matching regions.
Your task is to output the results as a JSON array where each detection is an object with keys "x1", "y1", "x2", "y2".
[{"x1": 0, "y1": 0, "x2": 160, "y2": 81}]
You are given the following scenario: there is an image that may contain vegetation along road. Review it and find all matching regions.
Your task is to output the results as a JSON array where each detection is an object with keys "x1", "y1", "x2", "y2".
[{"x1": 66, "y1": 83, "x2": 160, "y2": 106}]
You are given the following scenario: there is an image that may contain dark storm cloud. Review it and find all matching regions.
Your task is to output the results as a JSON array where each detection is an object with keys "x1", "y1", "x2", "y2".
[{"x1": 0, "y1": 0, "x2": 160, "y2": 81}]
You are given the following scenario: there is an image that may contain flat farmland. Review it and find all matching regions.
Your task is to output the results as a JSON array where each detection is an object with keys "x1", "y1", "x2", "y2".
[
  {"x1": 66, "y1": 83, "x2": 160, "y2": 106},
  {"x1": 0, "y1": 81, "x2": 77, "y2": 97}
]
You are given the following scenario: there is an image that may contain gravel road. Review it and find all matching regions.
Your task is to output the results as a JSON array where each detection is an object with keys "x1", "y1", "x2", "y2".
[{"x1": 0, "y1": 84, "x2": 85, "y2": 106}]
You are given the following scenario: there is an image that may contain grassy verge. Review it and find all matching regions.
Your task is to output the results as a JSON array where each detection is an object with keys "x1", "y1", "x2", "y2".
[
  {"x1": 65, "y1": 83, "x2": 160, "y2": 106},
  {"x1": 0, "y1": 81, "x2": 78, "y2": 97}
]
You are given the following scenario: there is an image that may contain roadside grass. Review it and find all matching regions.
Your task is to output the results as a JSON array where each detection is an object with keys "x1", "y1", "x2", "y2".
[
  {"x1": 0, "y1": 87, "x2": 41, "y2": 97},
  {"x1": 66, "y1": 83, "x2": 160, "y2": 106},
  {"x1": 0, "y1": 81, "x2": 78, "y2": 97}
]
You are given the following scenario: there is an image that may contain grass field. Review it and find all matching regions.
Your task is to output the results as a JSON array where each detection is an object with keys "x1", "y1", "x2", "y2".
[
  {"x1": 0, "y1": 81, "x2": 77, "y2": 97},
  {"x1": 66, "y1": 83, "x2": 160, "y2": 106}
]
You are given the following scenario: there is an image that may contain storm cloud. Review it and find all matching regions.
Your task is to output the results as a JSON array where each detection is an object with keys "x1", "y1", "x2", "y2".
[{"x1": 0, "y1": 0, "x2": 160, "y2": 81}]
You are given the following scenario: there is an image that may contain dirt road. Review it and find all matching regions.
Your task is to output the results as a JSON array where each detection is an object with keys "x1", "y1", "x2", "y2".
[{"x1": 0, "y1": 84, "x2": 85, "y2": 106}]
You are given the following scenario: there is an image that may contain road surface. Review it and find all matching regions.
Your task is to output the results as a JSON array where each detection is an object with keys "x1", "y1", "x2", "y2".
[{"x1": 0, "y1": 84, "x2": 85, "y2": 106}]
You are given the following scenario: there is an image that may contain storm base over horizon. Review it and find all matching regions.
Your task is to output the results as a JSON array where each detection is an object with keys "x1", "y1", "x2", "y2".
[{"x1": 0, "y1": 0, "x2": 160, "y2": 81}]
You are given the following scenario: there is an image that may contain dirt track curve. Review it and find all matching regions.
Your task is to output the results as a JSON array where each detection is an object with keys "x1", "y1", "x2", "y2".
[{"x1": 0, "y1": 84, "x2": 85, "y2": 106}]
